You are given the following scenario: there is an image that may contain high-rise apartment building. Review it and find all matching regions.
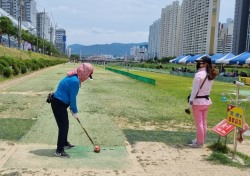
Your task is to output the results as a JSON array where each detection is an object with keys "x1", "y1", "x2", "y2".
[
  {"x1": 0, "y1": 0, "x2": 37, "y2": 27},
  {"x1": 233, "y1": 0, "x2": 250, "y2": 55},
  {"x1": 217, "y1": 18, "x2": 234, "y2": 54},
  {"x1": 130, "y1": 45, "x2": 148, "y2": 61},
  {"x1": 0, "y1": 0, "x2": 18, "y2": 19},
  {"x1": 37, "y1": 12, "x2": 51, "y2": 41},
  {"x1": 160, "y1": 1, "x2": 181, "y2": 58},
  {"x1": 149, "y1": 0, "x2": 220, "y2": 58},
  {"x1": 55, "y1": 28, "x2": 66, "y2": 54},
  {"x1": 22, "y1": 0, "x2": 37, "y2": 27},
  {"x1": 181, "y1": 0, "x2": 220, "y2": 55},
  {"x1": 148, "y1": 19, "x2": 161, "y2": 59}
]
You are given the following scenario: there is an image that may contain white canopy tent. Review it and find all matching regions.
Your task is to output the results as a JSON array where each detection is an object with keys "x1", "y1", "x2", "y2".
[
  {"x1": 244, "y1": 57, "x2": 250, "y2": 64},
  {"x1": 215, "y1": 53, "x2": 235, "y2": 64},
  {"x1": 178, "y1": 55, "x2": 191, "y2": 63}
]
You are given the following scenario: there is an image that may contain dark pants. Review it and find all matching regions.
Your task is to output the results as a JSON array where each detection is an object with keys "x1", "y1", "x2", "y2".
[{"x1": 51, "y1": 97, "x2": 69, "y2": 152}]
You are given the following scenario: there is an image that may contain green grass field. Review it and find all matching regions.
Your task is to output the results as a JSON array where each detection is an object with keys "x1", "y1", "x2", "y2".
[{"x1": 1, "y1": 63, "x2": 250, "y2": 146}]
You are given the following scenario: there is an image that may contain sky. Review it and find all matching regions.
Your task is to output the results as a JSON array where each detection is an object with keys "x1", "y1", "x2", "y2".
[{"x1": 37, "y1": 0, "x2": 235, "y2": 46}]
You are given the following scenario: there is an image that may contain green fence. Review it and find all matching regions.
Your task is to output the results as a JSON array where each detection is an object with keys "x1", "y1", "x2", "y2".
[{"x1": 106, "y1": 67, "x2": 156, "y2": 85}]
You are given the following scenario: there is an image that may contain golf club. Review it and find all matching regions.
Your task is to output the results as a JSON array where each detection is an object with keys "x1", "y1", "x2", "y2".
[
  {"x1": 76, "y1": 118, "x2": 101, "y2": 153},
  {"x1": 76, "y1": 118, "x2": 95, "y2": 146}
]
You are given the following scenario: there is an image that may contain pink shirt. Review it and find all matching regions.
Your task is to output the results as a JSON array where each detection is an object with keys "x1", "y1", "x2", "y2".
[{"x1": 190, "y1": 68, "x2": 213, "y2": 105}]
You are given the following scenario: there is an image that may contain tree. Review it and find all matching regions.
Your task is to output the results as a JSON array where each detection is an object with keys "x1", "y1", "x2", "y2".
[
  {"x1": 0, "y1": 17, "x2": 62, "y2": 56},
  {"x1": 0, "y1": 28, "x2": 2, "y2": 44},
  {"x1": 0, "y1": 16, "x2": 16, "y2": 47},
  {"x1": 70, "y1": 54, "x2": 79, "y2": 62}
]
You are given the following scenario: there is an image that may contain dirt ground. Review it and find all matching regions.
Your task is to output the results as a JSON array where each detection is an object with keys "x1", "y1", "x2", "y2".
[
  {"x1": 1, "y1": 67, "x2": 250, "y2": 176},
  {"x1": 0, "y1": 140, "x2": 250, "y2": 176}
]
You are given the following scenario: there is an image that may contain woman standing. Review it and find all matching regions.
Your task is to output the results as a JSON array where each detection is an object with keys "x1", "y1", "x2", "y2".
[
  {"x1": 188, "y1": 56, "x2": 218, "y2": 148},
  {"x1": 51, "y1": 63, "x2": 93, "y2": 158}
]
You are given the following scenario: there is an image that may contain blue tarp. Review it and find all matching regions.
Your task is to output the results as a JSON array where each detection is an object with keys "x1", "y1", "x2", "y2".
[
  {"x1": 185, "y1": 54, "x2": 202, "y2": 63},
  {"x1": 169, "y1": 55, "x2": 185, "y2": 63},
  {"x1": 178, "y1": 55, "x2": 192, "y2": 63},
  {"x1": 211, "y1": 53, "x2": 225, "y2": 63},
  {"x1": 215, "y1": 53, "x2": 235, "y2": 64},
  {"x1": 223, "y1": 52, "x2": 250, "y2": 64},
  {"x1": 170, "y1": 52, "x2": 250, "y2": 65}
]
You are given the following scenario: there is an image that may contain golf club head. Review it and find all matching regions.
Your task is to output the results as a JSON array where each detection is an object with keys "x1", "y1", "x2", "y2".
[
  {"x1": 185, "y1": 108, "x2": 191, "y2": 114},
  {"x1": 94, "y1": 145, "x2": 101, "y2": 153}
]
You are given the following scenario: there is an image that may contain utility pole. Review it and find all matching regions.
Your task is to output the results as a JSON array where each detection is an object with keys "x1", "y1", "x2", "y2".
[
  {"x1": 49, "y1": 23, "x2": 54, "y2": 55},
  {"x1": 42, "y1": 8, "x2": 45, "y2": 54},
  {"x1": 18, "y1": 0, "x2": 23, "y2": 50},
  {"x1": 36, "y1": 30, "x2": 38, "y2": 52},
  {"x1": 50, "y1": 11, "x2": 57, "y2": 55}
]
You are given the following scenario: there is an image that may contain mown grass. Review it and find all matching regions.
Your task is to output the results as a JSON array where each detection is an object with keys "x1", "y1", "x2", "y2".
[
  {"x1": 123, "y1": 129, "x2": 221, "y2": 146},
  {"x1": 0, "y1": 118, "x2": 35, "y2": 140},
  {"x1": 117, "y1": 67, "x2": 250, "y2": 126},
  {"x1": 1, "y1": 64, "x2": 250, "y2": 146}
]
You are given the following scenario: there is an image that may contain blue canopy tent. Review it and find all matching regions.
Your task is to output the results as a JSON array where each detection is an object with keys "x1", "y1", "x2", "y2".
[
  {"x1": 223, "y1": 52, "x2": 250, "y2": 64},
  {"x1": 178, "y1": 55, "x2": 192, "y2": 63},
  {"x1": 211, "y1": 53, "x2": 225, "y2": 63},
  {"x1": 215, "y1": 53, "x2": 235, "y2": 64},
  {"x1": 245, "y1": 56, "x2": 250, "y2": 64},
  {"x1": 169, "y1": 55, "x2": 185, "y2": 63},
  {"x1": 184, "y1": 54, "x2": 202, "y2": 63}
]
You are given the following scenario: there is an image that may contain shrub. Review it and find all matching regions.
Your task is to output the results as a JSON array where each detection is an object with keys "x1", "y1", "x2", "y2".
[
  {"x1": 20, "y1": 62, "x2": 27, "y2": 74},
  {"x1": 0, "y1": 59, "x2": 9, "y2": 67},
  {"x1": 31, "y1": 59, "x2": 43, "y2": 69},
  {"x1": 12, "y1": 63, "x2": 20, "y2": 75},
  {"x1": 23, "y1": 60, "x2": 32, "y2": 71},
  {"x1": 37, "y1": 58, "x2": 46, "y2": 68},
  {"x1": 0, "y1": 64, "x2": 4, "y2": 74},
  {"x1": 24, "y1": 60, "x2": 38, "y2": 71},
  {"x1": 0, "y1": 56, "x2": 14, "y2": 67},
  {"x1": 2, "y1": 67, "x2": 12, "y2": 78}
]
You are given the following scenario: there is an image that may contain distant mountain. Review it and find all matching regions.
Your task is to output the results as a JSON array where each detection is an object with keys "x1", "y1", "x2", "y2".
[{"x1": 68, "y1": 42, "x2": 148, "y2": 57}]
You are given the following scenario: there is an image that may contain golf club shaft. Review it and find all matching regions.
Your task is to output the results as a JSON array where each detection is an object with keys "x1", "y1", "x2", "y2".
[{"x1": 76, "y1": 118, "x2": 95, "y2": 146}]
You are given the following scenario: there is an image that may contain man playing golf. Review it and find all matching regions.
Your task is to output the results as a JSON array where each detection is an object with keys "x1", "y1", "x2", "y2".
[{"x1": 51, "y1": 63, "x2": 93, "y2": 158}]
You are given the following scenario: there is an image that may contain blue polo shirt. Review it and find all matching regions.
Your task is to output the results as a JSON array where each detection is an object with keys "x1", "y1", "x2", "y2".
[{"x1": 54, "y1": 75, "x2": 80, "y2": 113}]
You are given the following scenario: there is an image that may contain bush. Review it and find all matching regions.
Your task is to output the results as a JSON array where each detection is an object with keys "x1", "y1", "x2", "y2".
[
  {"x1": 0, "y1": 59, "x2": 9, "y2": 67},
  {"x1": 24, "y1": 60, "x2": 38, "y2": 71},
  {"x1": 3, "y1": 56, "x2": 14, "y2": 66},
  {"x1": 31, "y1": 58, "x2": 44, "y2": 69},
  {"x1": 12, "y1": 63, "x2": 20, "y2": 75},
  {"x1": 0, "y1": 64, "x2": 4, "y2": 74},
  {"x1": 23, "y1": 60, "x2": 32, "y2": 71},
  {"x1": 2, "y1": 67, "x2": 12, "y2": 78},
  {"x1": 0, "y1": 55, "x2": 67, "y2": 78},
  {"x1": 20, "y1": 62, "x2": 27, "y2": 74},
  {"x1": 30, "y1": 63, "x2": 39, "y2": 71}
]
